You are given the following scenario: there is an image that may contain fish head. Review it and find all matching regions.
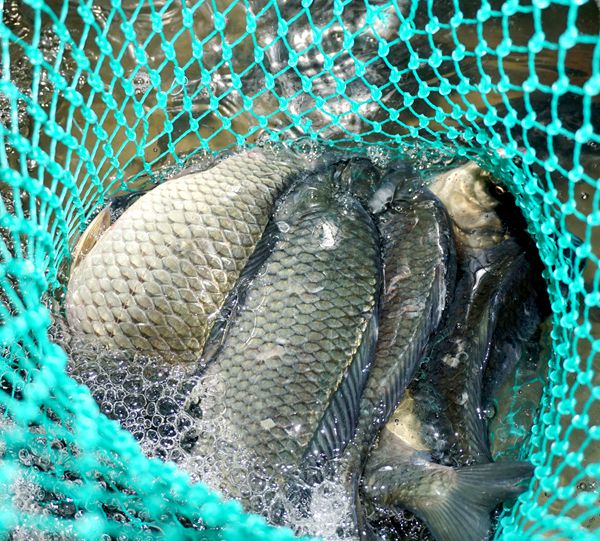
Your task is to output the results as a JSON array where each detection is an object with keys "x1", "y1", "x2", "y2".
[
  {"x1": 368, "y1": 160, "x2": 423, "y2": 213},
  {"x1": 428, "y1": 162, "x2": 506, "y2": 250},
  {"x1": 274, "y1": 163, "x2": 374, "y2": 252},
  {"x1": 335, "y1": 158, "x2": 381, "y2": 207},
  {"x1": 275, "y1": 167, "x2": 341, "y2": 225},
  {"x1": 429, "y1": 162, "x2": 498, "y2": 212}
]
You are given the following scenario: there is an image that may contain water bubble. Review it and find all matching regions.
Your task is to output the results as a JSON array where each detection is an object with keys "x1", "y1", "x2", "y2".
[
  {"x1": 277, "y1": 221, "x2": 290, "y2": 233},
  {"x1": 484, "y1": 404, "x2": 497, "y2": 420},
  {"x1": 367, "y1": 146, "x2": 391, "y2": 168},
  {"x1": 133, "y1": 71, "x2": 151, "y2": 97},
  {"x1": 123, "y1": 393, "x2": 146, "y2": 410}
]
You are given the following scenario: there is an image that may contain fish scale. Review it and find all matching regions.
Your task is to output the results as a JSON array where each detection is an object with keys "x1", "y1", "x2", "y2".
[
  {"x1": 354, "y1": 192, "x2": 455, "y2": 450},
  {"x1": 360, "y1": 167, "x2": 539, "y2": 541},
  {"x1": 66, "y1": 150, "x2": 311, "y2": 363},
  {"x1": 191, "y1": 169, "x2": 381, "y2": 509}
]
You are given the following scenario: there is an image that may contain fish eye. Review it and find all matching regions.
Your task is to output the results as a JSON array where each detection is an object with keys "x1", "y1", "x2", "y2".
[{"x1": 488, "y1": 183, "x2": 507, "y2": 198}]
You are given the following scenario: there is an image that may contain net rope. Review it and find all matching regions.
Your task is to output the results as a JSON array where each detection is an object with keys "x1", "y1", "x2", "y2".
[{"x1": 0, "y1": 0, "x2": 598, "y2": 539}]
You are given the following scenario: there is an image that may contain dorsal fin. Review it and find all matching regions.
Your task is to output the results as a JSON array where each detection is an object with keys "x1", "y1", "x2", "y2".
[{"x1": 198, "y1": 216, "x2": 283, "y2": 370}]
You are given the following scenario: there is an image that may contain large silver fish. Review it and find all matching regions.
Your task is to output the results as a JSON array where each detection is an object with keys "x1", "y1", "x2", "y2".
[
  {"x1": 65, "y1": 149, "x2": 318, "y2": 363},
  {"x1": 187, "y1": 160, "x2": 382, "y2": 517}
]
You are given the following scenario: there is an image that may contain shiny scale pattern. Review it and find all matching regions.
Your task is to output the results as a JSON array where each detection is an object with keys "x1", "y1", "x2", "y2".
[
  {"x1": 66, "y1": 151, "x2": 305, "y2": 362},
  {"x1": 194, "y1": 178, "x2": 381, "y2": 506},
  {"x1": 0, "y1": 0, "x2": 598, "y2": 539}
]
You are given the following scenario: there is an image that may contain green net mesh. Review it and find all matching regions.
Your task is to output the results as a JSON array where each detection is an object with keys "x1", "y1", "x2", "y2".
[{"x1": 0, "y1": 0, "x2": 598, "y2": 539}]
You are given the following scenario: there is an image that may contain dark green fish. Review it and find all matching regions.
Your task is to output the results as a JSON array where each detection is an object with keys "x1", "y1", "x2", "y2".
[
  {"x1": 362, "y1": 240, "x2": 535, "y2": 541},
  {"x1": 353, "y1": 187, "x2": 456, "y2": 452},
  {"x1": 481, "y1": 271, "x2": 542, "y2": 411},
  {"x1": 414, "y1": 240, "x2": 530, "y2": 466},
  {"x1": 341, "y1": 184, "x2": 457, "y2": 538},
  {"x1": 187, "y1": 160, "x2": 382, "y2": 517}
]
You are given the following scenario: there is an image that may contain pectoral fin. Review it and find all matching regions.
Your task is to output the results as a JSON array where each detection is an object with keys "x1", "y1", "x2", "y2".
[{"x1": 70, "y1": 206, "x2": 111, "y2": 278}]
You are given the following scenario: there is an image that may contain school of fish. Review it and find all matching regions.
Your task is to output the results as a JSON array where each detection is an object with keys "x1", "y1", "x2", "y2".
[{"x1": 65, "y1": 149, "x2": 544, "y2": 541}]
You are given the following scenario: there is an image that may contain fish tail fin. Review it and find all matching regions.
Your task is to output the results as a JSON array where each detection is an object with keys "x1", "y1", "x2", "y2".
[
  {"x1": 418, "y1": 461, "x2": 533, "y2": 541},
  {"x1": 363, "y1": 433, "x2": 533, "y2": 541}
]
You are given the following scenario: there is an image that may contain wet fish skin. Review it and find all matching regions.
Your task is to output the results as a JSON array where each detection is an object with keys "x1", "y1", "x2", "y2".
[
  {"x1": 340, "y1": 185, "x2": 456, "y2": 539},
  {"x1": 66, "y1": 150, "x2": 314, "y2": 363},
  {"x1": 338, "y1": 157, "x2": 384, "y2": 208},
  {"x1": 413, "y1": 240, "x2": 528, "y2": 466},
  {"x1": 353, "y1": 188, "x2": 456, "y2": 451},
  {"x1": 360, "y1": 166, "x2": 538, "y2": 541},
  {"x1": 189, "y1": 161, "x2": 382, "y2": 512},
  {"x1": 363, "y1": 416, "x2": 533, "y2": 541},
  {"x1": 475, "y1": 177, "x2": 548, "y2": 409},
  {"x1": 481, "y1": 271, "x2": 542, "y2": 410}
]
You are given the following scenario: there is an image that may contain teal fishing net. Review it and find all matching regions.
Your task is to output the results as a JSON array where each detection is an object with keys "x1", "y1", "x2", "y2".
[{"x1": 0, "y1": 0, "x2": 598, "y2": 539}]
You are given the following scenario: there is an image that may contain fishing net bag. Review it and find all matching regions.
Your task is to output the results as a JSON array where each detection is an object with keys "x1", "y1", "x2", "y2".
[{"x1": 0, "y1": 0, "x2": 598, "y2": 539}]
